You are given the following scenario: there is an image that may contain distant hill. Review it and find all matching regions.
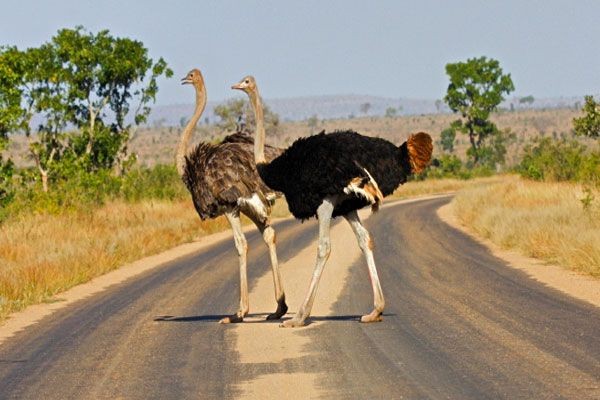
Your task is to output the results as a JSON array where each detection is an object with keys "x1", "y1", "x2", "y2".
[{"x1": 148, "y1": 94, "x2": 594, "y2": 127}]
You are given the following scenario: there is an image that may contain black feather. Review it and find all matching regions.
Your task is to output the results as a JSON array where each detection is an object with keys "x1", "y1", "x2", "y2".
[{"x1": 257, "y1": 130, "x2": 419, "y2": 220}]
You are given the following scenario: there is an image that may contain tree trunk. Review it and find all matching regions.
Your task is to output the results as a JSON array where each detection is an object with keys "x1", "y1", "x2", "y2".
[
  {"x1": 41, "y1": 170, "x2": 49, "y2": 193},
  {"x1": 86, "y1": 108, "x2": 96, "y2": 155},
  {"x1": 468, "y1": 125, "x2": 479, "y2": 165}
]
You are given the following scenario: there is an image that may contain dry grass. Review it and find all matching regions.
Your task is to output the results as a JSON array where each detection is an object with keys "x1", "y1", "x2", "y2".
[
  {"x1": 0, "y1": 200, "x2": 229, "y2": 319},
  {"x1": 0, "y1": 195, "x2": 295, "y2": 320},
  {"x1": 451, "y1": 175, "x2": 600, "y2": 277},
  {"x1": 391, "y1": 176, "x2": 504, "y2": 200}
]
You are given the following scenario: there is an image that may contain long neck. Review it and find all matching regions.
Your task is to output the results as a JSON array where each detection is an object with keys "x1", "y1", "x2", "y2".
[
  {"x1": 176, "y1": 83, "x2": 206, "y2": 177},
  {"x1": 248, "y1": 89, "x2": 266, "y2": 164}
]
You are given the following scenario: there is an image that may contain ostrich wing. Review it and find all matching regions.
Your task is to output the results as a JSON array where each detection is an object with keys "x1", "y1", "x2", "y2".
[{"x1": 184, "y1": 142, "x2": 272, "y2": 219}]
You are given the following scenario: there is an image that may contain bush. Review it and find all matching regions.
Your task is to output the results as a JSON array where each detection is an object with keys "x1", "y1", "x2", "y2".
[
  {"x1": 1, "y1": 164, "x2": 187, "y2": 222},
  {"x1": 518, "y1": 138, "x2": 599, "y2": 184},
  {"x1": 0, "y1": 156, "x2": 14, "y2": 211},
  {"x1": 420, "y1": 154, "x2": 494, "y2": 180},
  {"x1": 121, "y1": 164, "x2": 187, "y2": 201}
]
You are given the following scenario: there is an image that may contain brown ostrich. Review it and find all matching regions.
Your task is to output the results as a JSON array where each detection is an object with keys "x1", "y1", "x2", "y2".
[
  {"x1": 178, "y1": 69, "x2": 287, "y2": 323},
  {"x1": 233, "y1": 75, "x2": 432, "y2": 327}
]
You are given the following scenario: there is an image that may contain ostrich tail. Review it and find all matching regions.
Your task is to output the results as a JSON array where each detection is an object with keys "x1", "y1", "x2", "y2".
[{"x1": 406, "y1": 132, "x2": 433, "y2": 174}]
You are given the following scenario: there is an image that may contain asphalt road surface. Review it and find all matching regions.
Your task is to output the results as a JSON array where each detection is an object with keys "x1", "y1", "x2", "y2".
[{"x1": 0, "y1": 197, "x2": 599, "y2": 399}]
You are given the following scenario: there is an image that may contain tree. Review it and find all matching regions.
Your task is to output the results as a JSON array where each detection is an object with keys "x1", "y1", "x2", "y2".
[
  {"x1": 214, "y1": 98, "x2": 280, "y2": 136},
  {"x1": 444, "y1": 56, "x2": 514, "y2": 165},
  {"x1": 48, "y1": 27, "x2": 172, "y2": 173},
  {"x1": 519, "y1": 95, "x2": 535, "y2": 106},
  {"x1": 573, "y1": 95, "x2": 600, "y2": 138},
  {"x1": 0, "y1": 46, "x2": 26, "y2": 202},
  {"x1": 0, "y1": 46, "x2": 27, "y2": 139},
  {"x1": 0, "y1": 27, "x2": 173, "y2": 190},
  {"x1": 385, "y1": 107, "x2": 397, "y2": 118},
  {"x1": 360, "y1": 102, "x2": 371, "y2": 115},
  {"x1": 306, "y1": 114, "x2": 319, "y2": 134},
  {"x1": 434, "y1": 99, "x2": 443, "y2": 113},
  {"x1": 440, "y1": 127, "x2": 456, "y2": 153},
  {"x1": 0, "y1": 138, "x2": 14, "y2": 206}
]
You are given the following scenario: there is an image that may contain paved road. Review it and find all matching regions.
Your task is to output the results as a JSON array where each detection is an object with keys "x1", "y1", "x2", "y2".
[{"x1": 0, "y1": 197, "x2": 599, "y2": 399}]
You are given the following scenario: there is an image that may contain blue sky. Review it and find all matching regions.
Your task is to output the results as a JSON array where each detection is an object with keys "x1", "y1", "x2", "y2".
[{"x1": 1, "y1": 1, "x2": 599, "y2": 105}]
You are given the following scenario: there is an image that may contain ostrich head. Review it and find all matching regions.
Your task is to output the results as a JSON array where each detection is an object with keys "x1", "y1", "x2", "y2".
[
  {"x1": 181, "y1": 68, "x2": 204, "y2": 87},
  {"x1": 231, "y1": 76, "x2": 257, "y2": 93}
]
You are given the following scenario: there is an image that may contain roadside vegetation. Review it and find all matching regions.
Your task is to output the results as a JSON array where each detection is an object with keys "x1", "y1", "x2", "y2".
[
  {"x1": 0, "y1": 198, "x2": 227, "y2": 319},
  {"x1": 452, "y1": 176, "x2": 600, "y2": 277},
  {"x1": 392, "y1": 176, "x2": 503, "y2": 199}
]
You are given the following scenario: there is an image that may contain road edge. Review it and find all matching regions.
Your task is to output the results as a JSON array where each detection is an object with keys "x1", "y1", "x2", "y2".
[{"x1": 437, "y1": 203, "x2": 600, "y2": 308}]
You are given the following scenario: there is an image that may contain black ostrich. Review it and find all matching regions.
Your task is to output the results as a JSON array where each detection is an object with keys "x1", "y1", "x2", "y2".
[
  {"x1": 233, "y1": 76, "x2": 433, "y2": 327},
  {"x1": 178, "y1": 69, "x2": 287, "y2": 323}
]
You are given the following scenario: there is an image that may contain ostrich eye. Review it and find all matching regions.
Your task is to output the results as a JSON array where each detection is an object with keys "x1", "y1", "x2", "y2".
[{"x1": 245, "y1": 80, "x2": 249, "y2": 84}]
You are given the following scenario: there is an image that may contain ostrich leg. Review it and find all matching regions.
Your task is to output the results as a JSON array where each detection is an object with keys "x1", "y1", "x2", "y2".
[
  {"x1": 281, "y1": 198, "x2": 335, "y2": 328},
  {"x1": 247, "y1": 215, "x2": 288, "y2": 320},
  {"x1": 344, "y1": 210, "x2": 384, "y2": 322},
  {"x1": 220, "y1": 210, "x2": 249, "y2": 323}
]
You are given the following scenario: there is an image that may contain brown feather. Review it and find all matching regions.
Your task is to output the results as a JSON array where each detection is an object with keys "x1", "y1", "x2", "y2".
[
  {"x1": 183, "y1": 140, "x2": 278, "y2": 220},
  {"x1": 407, "y1": 132, "x2": 433, "y2": 174}
]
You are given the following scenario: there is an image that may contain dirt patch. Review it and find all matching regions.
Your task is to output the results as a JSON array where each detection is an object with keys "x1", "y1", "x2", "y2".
[{"x1": 437, "y1": 203, "x2": 600, "y2": 308}]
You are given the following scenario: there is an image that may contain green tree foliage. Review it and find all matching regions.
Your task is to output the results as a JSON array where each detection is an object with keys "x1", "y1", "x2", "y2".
[
  {"x1": 475, "y1": 129, "x2": 516, "y2": 169},
  {"x1": 0, "y1": 140, "x2": 14, "y2": 207},
  {"x1": 439, "y1": 127, "x2": 456, "y2": 153},
  {"x1": 0, "y1": 46, "x2": 26, "y2": 202},
  {"x1": 214, "y1": 98, "x2": 280, "y2": 136},
  {"x1": 519, "y1": 95, "x2": 535, "y2": 106},
  {"x1": 0, "y1": 46, "x2": 27, "y2": 139},
  {"x1": 444, "y1": 56, "x2": 514, "y2": 165},
  {"x1": 0, "y1": 27, "x2": 173, "y2": 192},
  {"x1": 519, "y1": 138, "x2": 600, "y2": 184},
  {"x1": 385, "y1": 107, "x2": 397, "y2": 118},
  {"x1": 573, "y1": 95, "x2": 600, "y2": 138}
]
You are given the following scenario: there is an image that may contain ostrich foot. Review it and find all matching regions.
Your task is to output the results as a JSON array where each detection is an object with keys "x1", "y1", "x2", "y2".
[
  {"x1": 219, "y1": 312, "x2": 245, "y2": 324},
  {"x1": 360, "y1": 309, "x2": 383, "y2": 323},
  {"x1": 280, "y1": 317, "x2": 307, "y2": 328},
  {"x1": 266, "y1": 298, "x2": 288, "y2": 320}
]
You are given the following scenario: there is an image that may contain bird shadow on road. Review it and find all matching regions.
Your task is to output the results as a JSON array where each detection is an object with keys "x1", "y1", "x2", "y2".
[
  {"x1": 153, "y1": 313, "x2": 396, "y2": 324},
  {"x1": 154, "y1": 314, "x2": 229, "y2": 322},
  {"x1": 305, "y1": 313, "x2": 396, "y2": 322},
  {"x1": 153, "y1": 313, "x2": 283, "y2": 323}
]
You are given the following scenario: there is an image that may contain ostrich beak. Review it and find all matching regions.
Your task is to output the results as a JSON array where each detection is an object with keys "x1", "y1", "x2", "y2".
[
  {"x1": 181, "y1": 77, "x2": 192, "y2": 85},
  {"x1": 231, "y1": 82, "x2": 244, "y2": 90}
]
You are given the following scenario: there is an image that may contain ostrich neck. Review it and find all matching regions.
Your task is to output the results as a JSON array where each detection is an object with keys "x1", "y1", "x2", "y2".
[
  {"x1": 249, "y1": 89, "x2": 266, "y2": 164},
  {"x1": 176, "y1": 84, "x2": 206, "y2": 177}
]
